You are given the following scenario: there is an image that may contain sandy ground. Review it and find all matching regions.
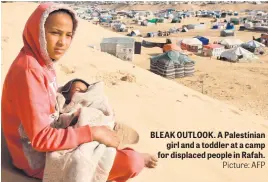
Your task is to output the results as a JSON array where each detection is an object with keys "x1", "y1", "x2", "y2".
[{"x1": 1, "y1": 2, "x2": 268, "y2": 182}]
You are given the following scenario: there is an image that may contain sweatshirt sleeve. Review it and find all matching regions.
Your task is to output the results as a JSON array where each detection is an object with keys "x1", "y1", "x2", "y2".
[{"x1": 14, "y1": 68, "x2": 93, "y2": 152}]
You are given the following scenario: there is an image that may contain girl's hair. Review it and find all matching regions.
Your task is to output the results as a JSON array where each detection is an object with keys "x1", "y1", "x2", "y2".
[{"x1": 49, "y1": 9, "x2": 75, "y2": 29}]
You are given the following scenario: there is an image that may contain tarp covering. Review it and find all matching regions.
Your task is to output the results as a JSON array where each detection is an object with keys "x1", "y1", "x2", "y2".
[
  {"x1": 244, "y1": 40, "x2": 265, "y2": 48},
  {"x1": 194, "y1": 36, "x2": 209, "y2": 45},
  {"x1": 163, "y1": 44, "x2": 182, "y2": 52},
  {"x1": 226, "y1": 23, "x2": 235, "y2": 30},
  {"x1": 220, "y1": 29, "x2": 235, "y2": 37},
  {"x1": 230, "y1": 18, "x2": 239, "y2": 25},
  {"x1": 220, "y1": 47, "x2": 257, "y2": 62},
  {"x1": 220, "y1": 38, "x2": 243, "y2": 46},
  {"x1": 150, "y1": 51, "x2": 195, "y2": 78},
  {"x1": 147, "y1": 18, "x2": 158, "y2": 23},
  {"x1": 151, "y1": 51, "x2": 194, "y2": 66},
  {"x1": 181, "y1": 38, "x2": 202, "y2": 46}
]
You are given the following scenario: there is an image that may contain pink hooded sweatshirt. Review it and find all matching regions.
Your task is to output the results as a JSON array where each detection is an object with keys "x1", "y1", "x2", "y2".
[{"x1": 1, "y1": 3, "x2": 92, "y2": 178}]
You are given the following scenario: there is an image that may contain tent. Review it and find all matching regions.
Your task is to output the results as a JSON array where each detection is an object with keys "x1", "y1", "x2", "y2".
[
  {"x1": 181, "y1": 27, "x2": 188, "y2": 32},
  {"x1": 220, "y1": 29, "x2": 234, "y2": 37},
  {"x1": 230, "y1": 18, "x2": 239, "y2": 25},
  {"x1": 157, "y1": 18, "x2": 165, "y2": 23},
  {"x1": 212, "y1": 25, "x2": 219, "y2": 29},
  {"x1": 241, "y1": 40, "x2": 266, "y2": 54},
  {"x1": 221, "y1": 13, "x2": 227, "y2": 18},
  {"x1": 171, "y1": 18, "x2": 181, "y2": 23},
  {"x1": 219, "y1": 38, "x2": 243, "y2": 48},
  {"x1": 245, "y1": 40, "x2": 265, "y2": 48},
  {"x1": 194, "y1": 36, "x2": 209, "y2": 45},
  {"x1": 215, "y1": 14, "x2": 221, "y2": 18},
  {"x1": 181, "y1": 38, "x2": 203, "y2": 53},
  {"x1": 226, "y1": 23, "x2": 234, "y2": 30},
  {"x1": 150, "y1": 51, "x2": 195, "y2": 79},
  {"x1": 203, "y1": 44, "x2": 225, "y2": 57},
  {"x1": 220, "y1": 47, "x2": 257, "y2": 62},
  {"x1": 169, "y1": 27, "x2": 179, "y2": 33},
  {"x1": 128, "y1": 30, "x2": 141, "y2": 37},
  {"x1": 147, "y1": 18, "x2": 158, "y2": 23}
]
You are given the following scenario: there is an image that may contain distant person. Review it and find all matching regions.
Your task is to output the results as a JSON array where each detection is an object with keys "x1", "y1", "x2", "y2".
[{"x1": 1, "y1": 3, "x2": 157, "y2": 181}]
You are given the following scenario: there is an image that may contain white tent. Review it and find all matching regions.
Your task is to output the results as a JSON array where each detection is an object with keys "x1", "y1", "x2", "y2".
[
  {"x1": 181, "y1": 38, "x2": 202, "y2": 46},
  {"x1": 245, "y1": 40, "x2": 265, "y2": 48},
  {"x1": 220, "y1": 47, "x2": 258, "y2": 62},
  {"x1": 219, "y1": 38, "x2": 243, "y2": 48},
  {"x1": 244, "y1": 22, "x2": 254, "y2": 28},
  {"x1": 181, "y1": 27, "x2": 189, "y2": 32}
]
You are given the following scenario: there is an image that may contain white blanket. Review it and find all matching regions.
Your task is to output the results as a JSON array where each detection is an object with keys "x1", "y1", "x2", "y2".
[{"x1": 43, "y1": 82, "x2": 116, "y2": 182}]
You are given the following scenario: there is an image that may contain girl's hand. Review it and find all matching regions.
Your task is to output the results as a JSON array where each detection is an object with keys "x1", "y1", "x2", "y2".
[{"x1": 91, "y1": 126, "x2": 120, "y2": 148}]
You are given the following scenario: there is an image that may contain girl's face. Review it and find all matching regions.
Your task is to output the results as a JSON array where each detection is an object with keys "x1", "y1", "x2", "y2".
[{"x1": 45, "y1": 12, "x2": 73, "y2": 60}]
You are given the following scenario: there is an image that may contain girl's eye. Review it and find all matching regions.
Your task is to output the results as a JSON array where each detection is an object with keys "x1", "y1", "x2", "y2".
[
  {"x1": 51, "y1": 32, "x2": 59, "y2": 34},
  {"x1": 67, "y1": 34, "x2": 73, "y2": 37}
]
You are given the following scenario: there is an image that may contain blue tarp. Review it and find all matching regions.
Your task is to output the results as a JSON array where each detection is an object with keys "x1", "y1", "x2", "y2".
[
  {"x1": 212, "y1": 25, "x2": 219, "y2": 29},
  {"x1": 226, "y1": 23, "x2": 235, "y2": 30},
  {"x1": 194, "y1": 36, "x2": 209, "y2": 45}
]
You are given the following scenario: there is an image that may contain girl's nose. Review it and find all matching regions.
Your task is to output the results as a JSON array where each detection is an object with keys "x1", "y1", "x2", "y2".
[{"x1": 58, "y1": 36, "x2": 67, "y2": 46}]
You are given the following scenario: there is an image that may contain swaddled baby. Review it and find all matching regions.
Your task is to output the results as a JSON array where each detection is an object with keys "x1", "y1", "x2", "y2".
[{"x1": 53, "y1": 79, "x2": 139, "y2": 148}]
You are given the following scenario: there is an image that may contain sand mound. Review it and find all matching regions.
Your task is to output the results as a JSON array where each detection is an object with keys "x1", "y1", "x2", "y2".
[{"x1": 1, "y1": 2, "x2": 268, "y2": 182}]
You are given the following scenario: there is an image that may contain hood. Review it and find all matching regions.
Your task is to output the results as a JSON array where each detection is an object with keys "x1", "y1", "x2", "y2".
[{"x1": 22, "y1": 3, "x2": 78, "y2": 67}]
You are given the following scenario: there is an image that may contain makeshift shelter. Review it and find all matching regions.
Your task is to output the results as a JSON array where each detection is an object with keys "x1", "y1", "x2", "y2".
[
  {"x1": 181, "y1": 38, "x2": 203, "y2": 53},
  {"x1": 221, "y1": 13, "x2": 227, "y2": 18},
  {"x1": 187, "y1": 24, "x2": 206, "y2": 30},
  {"x1": 147, "y1": 18, "x2": 158, "y2": 23},
  {"x1": 212, "y1": 25, "x2": 219, "y2": 29},
  {"x1": 163, "y1": 44, "x2": 182, "y2": 52},
  {"x1": 169, "y1": 27, "x2": 179, "y2": 33},
  {"x1": 157, "y1": 18, "x2": 165, "y2": 23},
  {"x1": 220, "y1": 47, "x2": 258, "y2": 62},
  {"x1": 215, "y1": 14, "x2": 221, "y2": 18},
  {"x1": 100, "y1": 37, "x2": 135, "y2": 61},
  {"x1": 241, "y1": 40, "x2": 266, "y2": 54},
  {"x1": 254, "y1": 26, "x2": 268, "y2": 32},
  {"x1": 203, "y1": 44, "x2": 225, "y2": 57},
  {"x1": 142, "y1": 40, "x2": 165, "y2": 48},
  {"x1": 230, "y1": 18, "x2": 240, "y2": 25},
  {"x1": 220, "y1": 29, "x2": 235, "y2": 37},
  {"x1": 128, "y1": 30, "x2": 141, "y2": 37},
  {"x1": 181, "y1": 27, "x2": 189, "y2": 32},
  {"x1": 171, "y1": 18, "x2": 181, "y2": 23},
  {"x1": 239, "y1": 26, "x2": 246, "y2": 31},
  {"x1": 219, "y1": 38, "x2": 243, "y2": 49},
  {"x1": 244, "y1": 22, "x2": 254, "y2": 29},
  {"x1": 194, "y1": 36, "x2": 209, "y2": 45},
  {"x1": 147, "y1": 32, "x2": 158, "y2": 37},
  {"x1": 150, "y1": 51, "x2": 195, "y2": 79},
  {"x1": 226, "y1": 23, "x2": 234, "y2": 30}
]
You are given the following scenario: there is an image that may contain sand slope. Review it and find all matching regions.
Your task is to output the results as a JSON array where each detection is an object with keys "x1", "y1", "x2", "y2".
[{"x1": 1, "y1": 2, "x2": 268, "y2": 182}]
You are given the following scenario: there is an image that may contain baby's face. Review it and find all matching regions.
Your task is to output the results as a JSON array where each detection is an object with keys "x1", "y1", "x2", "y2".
[{"x1": 68, "y1": 81, "x2": 88, "y2": 100}]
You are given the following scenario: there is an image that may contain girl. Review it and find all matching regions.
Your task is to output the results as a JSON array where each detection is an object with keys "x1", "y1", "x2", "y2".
[{"x1": 1, "y1": 3, "x2": 157, "y2": 181}]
